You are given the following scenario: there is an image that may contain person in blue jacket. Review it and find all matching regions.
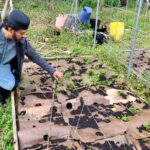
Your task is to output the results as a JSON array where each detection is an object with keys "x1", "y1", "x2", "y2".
[{"x1": 0, "y1": 10, "x2": 63, "y2": 105}]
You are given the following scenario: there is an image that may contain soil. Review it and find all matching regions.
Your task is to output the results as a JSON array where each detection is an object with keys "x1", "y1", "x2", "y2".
[{"x1": 16, "y1": 58, "x2": 150, "y2": 150}]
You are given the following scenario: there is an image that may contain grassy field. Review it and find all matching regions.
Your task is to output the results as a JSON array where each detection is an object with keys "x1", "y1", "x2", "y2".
[{"x1": 0, "y1": 0, "x2": 149, "y2": 149}]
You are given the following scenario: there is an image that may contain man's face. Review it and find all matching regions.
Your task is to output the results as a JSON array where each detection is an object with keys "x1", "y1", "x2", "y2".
[
  {"x1": 7, "y1": 28, "x2": 27, "y2": 40},
  {"x1": 12, "y1": 29, "x2": 27, "y2": 40}
]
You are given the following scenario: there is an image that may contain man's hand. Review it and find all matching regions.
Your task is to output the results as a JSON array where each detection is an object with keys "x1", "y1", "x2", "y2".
[{"x1": 52, "y1": 70, "x2": 63, "y2": 80}]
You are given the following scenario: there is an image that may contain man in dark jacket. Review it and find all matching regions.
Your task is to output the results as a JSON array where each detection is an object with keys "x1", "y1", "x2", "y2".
[{"x1": 0, "y1": 10, "x2": 63, "y2": 105}]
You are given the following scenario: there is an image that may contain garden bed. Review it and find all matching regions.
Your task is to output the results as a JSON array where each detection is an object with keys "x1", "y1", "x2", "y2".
[{"x1": 14, "y1": 57, "x2": 150, "y2": 150}]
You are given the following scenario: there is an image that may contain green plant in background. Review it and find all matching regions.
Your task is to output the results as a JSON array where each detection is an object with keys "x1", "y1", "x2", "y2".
[
  {"x1": 78, "y1": 0, "x2": 97, "y2": 9},
  {"x1": 80, "y1": 23, "x2": 91, "y2": 30},
  {"x1": 128, "y1": 106, "x2": 140, "y2": 115},
  {"x1": 118, "y1": 115, "x2": 131, "y2": 122},
  {"x1": 64, "y1": 72, "x2": 72, "y2": 79},
  {"x1": 19, "y1": 84, "x2": 25, "y2": 90},
  {"x1": 86, "y1": 69, "x2": 94, "y2": 76},
  {"x1": 105, "y1": 0, "x2": 120, "y2": 7},
  {"x1": 145, "y1": 122, "x2": 150, "y2": 132},
  {"x1": 67, "y1": 81, "x2": 75, "y2": 90}
]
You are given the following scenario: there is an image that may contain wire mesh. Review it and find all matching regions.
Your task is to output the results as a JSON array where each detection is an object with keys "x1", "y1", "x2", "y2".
[{"x1": 94, "y1": 0, "x2": 150, "y2": 86}]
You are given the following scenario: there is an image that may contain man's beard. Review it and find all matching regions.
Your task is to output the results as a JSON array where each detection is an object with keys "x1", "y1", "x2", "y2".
[{"x1": 12, "y1": 32, "x2": 19, "y2": 41}]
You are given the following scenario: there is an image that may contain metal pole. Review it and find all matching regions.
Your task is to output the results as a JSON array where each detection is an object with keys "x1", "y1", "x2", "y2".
[
  {"x1": 93, "y1": 0, "x2": 100, "y2": 49},
  {"x1": 74, "y1": 0, "x2": 78, "y2": 25},
  {"x1": 127, "y1": 0, "x2": 144, "y2": 77}
]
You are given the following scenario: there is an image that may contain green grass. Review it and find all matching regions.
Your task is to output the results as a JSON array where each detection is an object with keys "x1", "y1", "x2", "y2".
[{"x1": 0, "y1": 99, "x2": 13, "y2": 150}]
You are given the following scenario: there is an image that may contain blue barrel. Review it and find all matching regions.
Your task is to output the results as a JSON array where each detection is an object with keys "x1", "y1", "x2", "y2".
[{"x1": 79, "y1": 7, "x2": 92, "y2": 23}]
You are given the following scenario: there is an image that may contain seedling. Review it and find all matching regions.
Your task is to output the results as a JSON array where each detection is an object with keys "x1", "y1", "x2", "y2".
[
  {"x1": 76, "y1": 58, "x2": 82, "y2": 64},
  {"x1": 64, "y1": 72, "x2": 72, "y2": 79},
  {"x1": 76, "y1": 77, "x2": 83, "y2": 82},
  {"x1": 74, "y1": 70, "x2": 80, "y2": 75},
  {"x1": 29, "y1": 79, "x2": 35, "y2": 85},
  {"x1": 92, "y1": 64, "x2": 100, "y2": 70},
  {"x1": 118, "y1": 115, "x2": 131, "y2": 122},
  {"x1": 83, "y1": 57, "x2": 92, "y2": 64},
  {"x1": 90, "y1": 74, "x2": 100, "y2": 86},
  {"x1": 55, "y1": 87, "x2": 65, "y2": 93},
  {"x1": 19, "y1": 84, "x2": 25, "y2": 90},
  {"x1": 145, "y1": 122, "x2": 150, "y2": 132},
  {"x1": 67, "y1": 81, "x2": 75, "y2": 90},
  {"x1": 99, "y1": 69, "x2": 108, "y2": 76},
  {"x1": 118, "y1": 90, "x2": 127, "y2": 99},
  {"x1": 86, "y1": 69, "x2": 94, "y2": 76},
  {"x1": 128, "y1": 106, "x2": 140, "y2": 115},
  {"x1": 56, "y1": 78, "x2": 63, "y2": 85},
  {"x1": 87, "y1": 146, "x2": 93, "y2": 150},
  {"x1": 20, "y1": 75, "x2": 24, "y2": 81},
  {"x1": 101, "y1": 80, "x2": 113, "y2": 86}
]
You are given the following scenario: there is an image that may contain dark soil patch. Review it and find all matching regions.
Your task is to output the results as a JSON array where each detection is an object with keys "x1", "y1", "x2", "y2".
[
  {"x1": 82, "y1": 141, "x2": 135, "y2": 150},
  {"x1": 69, "y1": 115, "x2": 99, "y2": 129}
]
